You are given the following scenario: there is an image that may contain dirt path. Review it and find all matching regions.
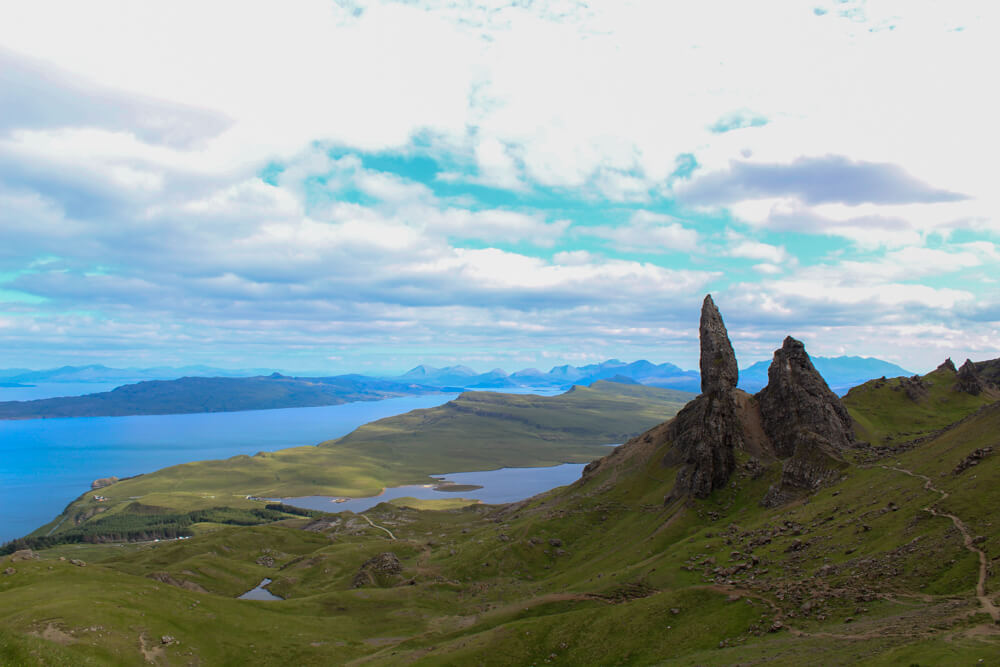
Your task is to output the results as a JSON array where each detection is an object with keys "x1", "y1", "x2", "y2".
[
  {"x1": 883, "y1": 465, "x2": 999, "y2": 624},
  {"x1": 361, "y1": 514, "x2": 396, "y2": 540}
]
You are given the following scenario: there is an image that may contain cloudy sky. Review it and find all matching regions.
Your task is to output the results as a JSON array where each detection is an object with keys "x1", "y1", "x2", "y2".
[{"x1": 1, "y1": 0, "x2": 998, "y2": 374}]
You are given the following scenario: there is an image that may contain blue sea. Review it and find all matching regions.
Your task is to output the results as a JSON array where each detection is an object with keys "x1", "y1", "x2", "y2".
[{"x1": 0, "y1": 393, "x2": 458, "y2": 544}]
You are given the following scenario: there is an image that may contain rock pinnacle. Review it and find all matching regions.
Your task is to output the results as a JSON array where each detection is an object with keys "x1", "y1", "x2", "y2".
[{"x1": 699, "y1": 294, "x2": 738, "y2": 394}]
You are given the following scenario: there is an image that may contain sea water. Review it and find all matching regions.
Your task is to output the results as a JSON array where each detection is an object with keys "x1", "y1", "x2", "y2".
[{"x1": 0, "y1": 394, "x2": 457, "y2": 544}]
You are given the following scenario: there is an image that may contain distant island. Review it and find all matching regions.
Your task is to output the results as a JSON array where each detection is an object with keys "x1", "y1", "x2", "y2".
[
  {"x1": 0, "y1": 355, "x2": 915, "y2": 420},
  {"x1": 0, "y1": 374, "x2": 442, "y2": 420}
]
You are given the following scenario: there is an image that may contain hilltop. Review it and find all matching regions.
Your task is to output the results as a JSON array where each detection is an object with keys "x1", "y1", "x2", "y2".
[{"x1": 1, "y1": 298, "x2": 999, "y2": 664}]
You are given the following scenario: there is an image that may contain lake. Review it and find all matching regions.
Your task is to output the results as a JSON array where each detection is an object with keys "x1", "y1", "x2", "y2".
[
  {"x1": 0, "y1": 394, "x2": 457, "y2": 544},
  {"x1": 276, "y1": 462, "x2": 589, "y2": 513}
]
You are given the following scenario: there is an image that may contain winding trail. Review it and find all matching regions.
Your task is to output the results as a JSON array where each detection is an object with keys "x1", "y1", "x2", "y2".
[
  {"x1": 361, "y1": 514, "x2": 396, "y2": 540},
  {"x1": 882, "y1": 465, "x2": 999, "y2": 624}
]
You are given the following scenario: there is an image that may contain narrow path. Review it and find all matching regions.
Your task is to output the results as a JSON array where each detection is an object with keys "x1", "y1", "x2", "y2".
[
  {"x1": 882, "y1": 465, "x2": 999, "y2": 624},
  {"x1": 361, "y1": 514, "x2": 396, "y2": 540},
  {"x1": 45, "y1": 515, "x2": 68, "y2": 537}
]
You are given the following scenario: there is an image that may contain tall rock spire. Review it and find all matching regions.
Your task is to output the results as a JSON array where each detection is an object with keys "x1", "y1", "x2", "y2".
[
  {"x1": 699, "y1": 294, "x2": 738, "y2": 394},
  {"x1": 664, "y1": 295, "x2": 742, "y2": 499}
]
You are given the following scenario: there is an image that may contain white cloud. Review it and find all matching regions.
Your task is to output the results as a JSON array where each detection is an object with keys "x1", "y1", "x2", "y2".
[{"x1": 581, "y1": 210, "x2": 699, "y2": 253}]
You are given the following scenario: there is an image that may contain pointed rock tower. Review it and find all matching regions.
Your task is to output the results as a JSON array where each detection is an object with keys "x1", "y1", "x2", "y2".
[
  {"x1": 757, "y1": 337, "x2": 853, "y2": 506},
  {"x1": 663, "y1": 295, "x2": 746, "y2": 499}
]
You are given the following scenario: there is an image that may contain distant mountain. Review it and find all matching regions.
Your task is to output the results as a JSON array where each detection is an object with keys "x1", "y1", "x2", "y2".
[
  {"x1": 0, "y1": 374, "x2": 441, "y2": 420},
  {"x1": 738, "y1": 355, "x2": 914, "y2": 394},
  {"x1": 0, "y1": 364, "x2": 277, "y2": 384},
  {"x1": 390, "y1": 359, "x2": 701, "y2": 392}
]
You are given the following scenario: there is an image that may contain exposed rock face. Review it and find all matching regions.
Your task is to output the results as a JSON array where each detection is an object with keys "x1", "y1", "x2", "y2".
[
  {"x1": 938, "y1": 358, "x2": 957, "y2": 372},
  {"x1": 756, "y1": 337, "x2": 853, "y2": 506},
  {"x1": 352, "y1": 552, "x2": 402, "y2": 588},
  {"x1": 756, "y1": 337, "x2": 853, "y2": 458},
  {"x1": 664, "y1": 299, "x2": 853, "y2": 506},
  {"x1": 699, "y1": 294, "x2": 738, "y2": 394},
  {"x1": 956, "y1": 359, "x2": 987, "y2": 395},
  {"x1": 666, "y1": 296, "x2": 744, "y2": 499},
  {"x1": 664, "y1": 393, "x2": 743, "y2": 498}
]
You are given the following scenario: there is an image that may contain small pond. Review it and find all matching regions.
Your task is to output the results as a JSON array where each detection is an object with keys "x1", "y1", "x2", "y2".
[{"x1": 238, "y1": 578, "x2": 283, "y2": 601}]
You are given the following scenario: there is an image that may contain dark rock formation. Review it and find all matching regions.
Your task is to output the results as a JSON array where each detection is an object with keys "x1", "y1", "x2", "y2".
[
  {"x1": 699, "y1": 294, "x2": 738, "y2": 394},
  {"x1": 937, "y1": 358, "x2": 957, "y2": 372},
  {"x1": 663, "y1": 299, "x2": 853, "y2": 506},
  {"x1": 664, "y1": 393, "x2": 743, "y2": 499},
  {"x1": 352, "y1": 552, "x2": 402, "y2": 588},
  {"x1": 664, "y1": 296, "x2": 744, "y2": 499},
  {"x1": 756, "y1": 337, "x2": 853, "y2": 506},
  {"x1": 956, "y1": 359, "x2": 987, "y2": 395},
  {"x1": 896, "y1": 375, "x2": 929, "y2": 401},
  {"x1": 756, "y1": 337, "x2": 853, "y2": 458}
]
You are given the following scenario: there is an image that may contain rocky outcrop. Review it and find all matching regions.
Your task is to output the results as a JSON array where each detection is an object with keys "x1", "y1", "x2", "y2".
[
  {"x1": 937, "y1": 358, "x2": 957, "y2": 372},
  {"x1": 756, "y1": 337, "x2": 853, "y2": 458},
  {"x1": 91, "y1": 477, "x2": 118, "y2": 490},
  {"x1": 756, "y1": 337, "x2": 853, "y2": 506},
  {"x1": 664, "y1": 296, "x2": 744, "y2": 499},
  {"x1": 956, "y1": 359, "x2": 988, "y2": 395},
  {"x1": 663, "y1": 299, "x2": 853, "y2": 506},
  {"x1": 699, "y1": 295, "x2": 738, "y2": 394},
  {"x1": 352, "y1": 552, "x2": 403, "y2": 588}
]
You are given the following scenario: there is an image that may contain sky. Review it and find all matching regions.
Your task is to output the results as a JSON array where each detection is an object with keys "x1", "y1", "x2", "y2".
[{"x1": 0, "y1": 0, "x2": 998, "y2": 375}]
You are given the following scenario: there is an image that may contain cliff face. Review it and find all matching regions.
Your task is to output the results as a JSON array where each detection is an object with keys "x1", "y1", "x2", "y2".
[{"x1": 665, "y1": 297, "x2": 854, "y2": 505}]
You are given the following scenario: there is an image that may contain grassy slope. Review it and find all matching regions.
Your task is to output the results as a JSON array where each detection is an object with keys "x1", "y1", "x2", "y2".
[
  {"x1": 843, "y1": 366, "x2": 998, "y2": 446},
  {"x1": 3, "y1": 374, "x2": 998, "y2": 665},
  {"x1": 31, "y1": 382, "x2": 692, "y2": 540}
]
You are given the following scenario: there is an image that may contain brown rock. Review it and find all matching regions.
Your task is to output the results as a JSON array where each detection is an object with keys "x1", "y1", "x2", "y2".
[{"x1": 352, "y1": 552, "x2": 402, "y2": 588}]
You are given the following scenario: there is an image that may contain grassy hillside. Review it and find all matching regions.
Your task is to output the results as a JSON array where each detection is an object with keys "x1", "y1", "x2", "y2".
[
  {"x1": 21, "y1": 382, "x2": 692, "y2": 547},
  {"x1": 2, "y1": 374, "x2": 998, "y2": 664},
  {"x1": 844, "y1": 365, "x2": 999, "y2": 447}
]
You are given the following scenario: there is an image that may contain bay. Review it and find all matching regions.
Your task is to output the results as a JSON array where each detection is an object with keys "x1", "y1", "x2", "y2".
[{"x1": 0, "y1": 394, "x2": 456, "y2": 544}]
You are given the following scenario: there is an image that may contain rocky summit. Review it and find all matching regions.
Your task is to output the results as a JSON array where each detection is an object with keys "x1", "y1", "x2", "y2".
[{"x1": 665, "y1": 297, "x2": 853, "y2": 506}]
